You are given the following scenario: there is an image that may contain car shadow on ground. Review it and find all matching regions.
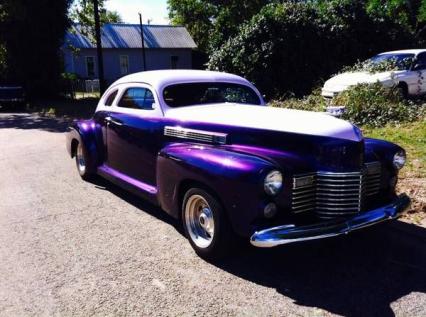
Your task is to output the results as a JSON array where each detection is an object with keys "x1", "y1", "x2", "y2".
[
  {"x1": 90, "y1": 176, "x2": 426, "y2": 317},
  {"x1": 0, "y1": 113, "x2": 71, "y2": 133}
]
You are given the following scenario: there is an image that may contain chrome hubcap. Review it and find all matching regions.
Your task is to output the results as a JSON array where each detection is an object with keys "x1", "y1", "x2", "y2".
[
  {"x1": 184, "y1": 195, "x2": 215, "y2": 248},
  {"x1": 76, "y1": 144, "x2": 86, "y2": 173}
]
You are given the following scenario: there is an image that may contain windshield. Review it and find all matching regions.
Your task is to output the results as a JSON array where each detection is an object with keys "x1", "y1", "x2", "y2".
[
  {"x1": 163, "y1": 82, "x2": 261, "y2": 107},
  {"x1": 369, "y1": 53, "x2": 414, "y2": 70}
]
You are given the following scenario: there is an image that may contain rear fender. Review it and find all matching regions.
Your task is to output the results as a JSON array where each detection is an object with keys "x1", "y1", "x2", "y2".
[{"x1": 66, "y1": 120, "x2": 102, "y2": 168}]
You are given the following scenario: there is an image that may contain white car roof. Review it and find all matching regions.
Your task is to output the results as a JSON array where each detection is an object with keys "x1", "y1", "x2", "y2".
[
  {"x1": 111, "y1": 70, "x2": 254, "y2": 92},
  {"x1": 378, "y1": 49, "x2": 426, "y2": 56}
]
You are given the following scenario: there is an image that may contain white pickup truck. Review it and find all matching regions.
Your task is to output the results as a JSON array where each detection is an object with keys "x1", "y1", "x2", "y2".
[{"x1": 322, "y1": 49, "x2": 426, "y2": 101}]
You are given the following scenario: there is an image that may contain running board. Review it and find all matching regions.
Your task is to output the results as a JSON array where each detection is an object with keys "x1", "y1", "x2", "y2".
[{"x1": 97, "y1": 165, "x2": 158, "y2": 195}]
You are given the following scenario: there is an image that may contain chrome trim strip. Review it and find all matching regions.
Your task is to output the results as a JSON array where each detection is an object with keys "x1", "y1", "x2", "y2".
[
  {"x1": 97, "y1": 165, "x2": 158, "y2": 194},
  {"x1": 164, "y1": 126, "x2": 227, "y2": 144},
  {"x1": 250, "y1": 194, "x2": 410, "y2": 247}
]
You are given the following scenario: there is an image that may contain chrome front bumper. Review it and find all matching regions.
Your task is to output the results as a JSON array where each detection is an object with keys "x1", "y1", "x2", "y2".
[{"x1": 250, "y1": 194, "x2": 410, "y2": 248}]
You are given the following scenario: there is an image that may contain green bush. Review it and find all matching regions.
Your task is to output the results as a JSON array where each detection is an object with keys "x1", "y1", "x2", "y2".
[
  {"x1": 269, "y1": 88, "x2": 326, "y2": 112},
  {"x1": 208, "y1": 1, "x2": 414, "y2": 99},
  {"x1": 335, "y1": 83, "x2": 426, "y2": 127},
  {"x1": 269, "y1": 83, "x2": 425, "y2": 128}
]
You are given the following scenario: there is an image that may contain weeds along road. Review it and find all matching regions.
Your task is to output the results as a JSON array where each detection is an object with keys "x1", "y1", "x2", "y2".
[{"x1": 0, "y1": 112, "x2": 425, "y2": 316}]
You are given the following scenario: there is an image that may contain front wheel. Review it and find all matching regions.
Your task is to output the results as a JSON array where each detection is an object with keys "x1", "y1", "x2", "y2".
[
  {"x1": 75, "y1": 142, "x2": 94, "y2": 181},
  {"x1": 182, "y1": 188, "x2": 236, "y2": 260}
]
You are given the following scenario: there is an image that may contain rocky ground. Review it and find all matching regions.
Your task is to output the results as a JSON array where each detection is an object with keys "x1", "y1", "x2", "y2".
[{"x1": 399, "y1": 177, "x2": 426, "y2": 226}]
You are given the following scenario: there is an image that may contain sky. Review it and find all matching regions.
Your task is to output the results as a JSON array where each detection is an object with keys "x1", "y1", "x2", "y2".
[{"x1": 105, "y1": 0, "x2": 170, "y2": 25}]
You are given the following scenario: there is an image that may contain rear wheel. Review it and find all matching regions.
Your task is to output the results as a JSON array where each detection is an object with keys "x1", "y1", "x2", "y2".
[
  {"x1": 75, "y1": 142, "x2": 94, "y2": 181},
  {"x1": 182, "y1": 188, "x2": 236, "y2": 260},
  {"x1": 396, "y1": 83, "x2": 408, "y2": 99}
]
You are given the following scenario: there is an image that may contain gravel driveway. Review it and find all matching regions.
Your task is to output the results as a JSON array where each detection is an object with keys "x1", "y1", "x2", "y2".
[{"x1": 0, "y1": 112, "x2": 425, "y2": 316}]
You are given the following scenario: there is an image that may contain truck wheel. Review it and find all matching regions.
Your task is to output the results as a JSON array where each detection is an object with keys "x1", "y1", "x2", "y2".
[
  {"x1": 397, "y1": 83, "x2": 408, "y2": 99},
  {"x1": 75, "y1": 142, "x2": 94, "y2": 181},
  {"x1": 182, "y1": 188, "x2": 235, "y2": 260}
]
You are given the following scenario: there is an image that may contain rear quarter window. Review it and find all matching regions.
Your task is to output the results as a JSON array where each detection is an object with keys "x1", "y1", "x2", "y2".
[{"x1": 104, "y1": 90, "x2": 118, "y2": 106}]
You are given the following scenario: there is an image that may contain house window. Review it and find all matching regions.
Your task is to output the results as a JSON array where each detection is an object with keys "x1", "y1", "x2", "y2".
[
  {"x1": 120, "y1": 55, "x2": 129, "y2": 75},
  {"x1": 171, "y1": 55, "x2": 179, "y2": 69},
  {"x1": 86, "y1": 56, "x2": 95, "y2": 77}
]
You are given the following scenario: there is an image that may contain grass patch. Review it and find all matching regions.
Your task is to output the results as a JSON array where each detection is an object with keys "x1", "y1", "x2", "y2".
[{"x1": 363, "y1": 120, "x2": 426, "y2": 177}]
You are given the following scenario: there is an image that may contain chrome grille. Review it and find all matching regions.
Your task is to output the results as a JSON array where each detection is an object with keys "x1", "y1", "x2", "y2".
[
  {"x1": 164, "y1": 126, "x2": 227, "y2": 144},
  {"x1": 363, "y1": 162, "x2": 381, "y2": 196},
  {"x1": 316, "y1": 172, "x2": 362, "y2": 218},
  {"x1": 292, "y1": 163, "x2": 382, "y2": 218},
  {"x1": 292, "y1": 173, "x2": 316, "y2": 214}
]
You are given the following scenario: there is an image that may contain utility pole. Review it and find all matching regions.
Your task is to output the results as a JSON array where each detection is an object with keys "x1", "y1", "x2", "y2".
[
  {"x1": 139, "y1": 13, "x2": 147, "y2": 71},
  {"x1": 93, "y1": 0, "x2": 106, "y2": 93}
]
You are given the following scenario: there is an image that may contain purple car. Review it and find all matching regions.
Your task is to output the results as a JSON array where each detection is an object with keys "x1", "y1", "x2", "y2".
[{"x1": 66, "y1": 70, "x2": 410, "y2": 259}]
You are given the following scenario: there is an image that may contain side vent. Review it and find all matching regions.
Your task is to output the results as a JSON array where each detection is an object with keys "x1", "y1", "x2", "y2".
[{"x1": 164, "y1": 126, "x2": 227, "y2": 145}]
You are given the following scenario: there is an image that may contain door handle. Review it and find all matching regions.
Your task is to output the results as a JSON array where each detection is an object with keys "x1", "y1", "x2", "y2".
[{"x1": 105, "y1": 116, "x2": 123, "y2": 126}]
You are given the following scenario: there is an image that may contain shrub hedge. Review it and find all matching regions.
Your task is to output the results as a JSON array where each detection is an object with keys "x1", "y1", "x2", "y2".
[{"x1": 270, "y1": 83, "x2": 426, "y2": 128}]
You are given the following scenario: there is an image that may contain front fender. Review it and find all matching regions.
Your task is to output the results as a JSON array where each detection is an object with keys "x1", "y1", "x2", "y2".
[
  {"x1": 364, "y1": 137, "x2": 403, "y2": 170},
  {"x1": 66, "y1": 120, "x2": 102, "y2": 167},
  {"x1": 156, "y1": 143, "x2": 278, "y2": 237}
]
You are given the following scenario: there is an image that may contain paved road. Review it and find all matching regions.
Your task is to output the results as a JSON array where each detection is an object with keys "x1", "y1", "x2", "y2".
[{"x1": 0, "y1": 112, "x2": 425, "y2": 316}]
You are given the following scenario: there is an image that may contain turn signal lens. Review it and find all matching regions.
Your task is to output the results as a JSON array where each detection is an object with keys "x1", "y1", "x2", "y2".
[{"x1": 264, "y1": 203, "x2": 277, "y2": 218}]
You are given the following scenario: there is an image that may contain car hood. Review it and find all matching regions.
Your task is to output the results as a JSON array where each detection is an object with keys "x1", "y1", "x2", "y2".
[
  {"x1": 164, "y1": 104, "x2": 362, "y2": 142},
  {"x1": 323, "y1": 71, "x2": 399, "y2": 91}
]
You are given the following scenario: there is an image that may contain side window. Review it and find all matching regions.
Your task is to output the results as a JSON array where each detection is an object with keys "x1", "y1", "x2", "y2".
[
  {"x1": 118, "y1": 87, "x2": 155, "y2": 110},
  {"x1": 119, "y1": 55, "x2": 129, "y2": 75},
  {"x1": 104, "y1": 90, "x2": 118, "y2": 106},
  {"x1": 414, "y1": 53, "x2": 426, "y2": 70},
  {"x1": 143, "y1": 89, "x2": 155, "y2": 109}
]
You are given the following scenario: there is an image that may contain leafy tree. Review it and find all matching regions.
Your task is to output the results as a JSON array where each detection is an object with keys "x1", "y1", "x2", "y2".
[
  {"x1": 0, "y1": 0, "x2": 72, "y2": 97},
  {"x1": 168, "y1": 0, "x2": 275, "y2": 52},
  {"x1": 70, "y1": 0, "x2": 122, "y2": 42},
  {"x1": 315, "y1": 0, "x2": 414, "y2": 69},
  {"x1": 366, "y1": 0, "x2": 426, "y2": 43},
  {"x1": 168, "y1": 0, "x2": 216, "y2": 52},
  {"x1": 208, "y1": 3, "x2": 325, "y2": 97},
  {"x1": 0, "y1": 3, "x2": 6, "y2": 76},
  {"x1": 208, "y1": 1, "x2": 416, "y2": 98}
]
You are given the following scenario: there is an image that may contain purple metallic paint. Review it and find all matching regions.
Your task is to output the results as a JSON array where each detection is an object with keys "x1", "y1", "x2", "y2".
[
  {"x1": 66, "y1": 110, "x2": 403, "y2": 237},
  {"x1": 156, "y1": 143, "x2": 276, "y2": 236}
]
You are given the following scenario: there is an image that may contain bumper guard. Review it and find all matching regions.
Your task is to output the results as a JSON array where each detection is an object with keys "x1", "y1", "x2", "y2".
[{"x1": 250, "y1": 194, "x2": 410, "y2": 248}]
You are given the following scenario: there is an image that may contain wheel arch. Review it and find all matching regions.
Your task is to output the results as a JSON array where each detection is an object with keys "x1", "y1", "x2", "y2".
[
  {"x1": 177, "y1": 179, "x2": 226, "y2": 220},
  {"x1": 66, "y1": 120, "x2": 102, "y2": 168},
  {"x1": 396, "y1": 81, "x2": 409, "y2": 98},
  {"x1": 70, "y1": 138, "x2": 79, "y2": 158}
]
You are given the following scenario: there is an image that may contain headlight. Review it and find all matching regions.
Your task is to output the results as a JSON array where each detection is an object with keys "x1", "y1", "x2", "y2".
[
  {"x1": 393, "y1": 151, "x2": 406, "y2": 170},
  {"x1": 264, "y1": 170, "x2": 283, "y2": 195}
]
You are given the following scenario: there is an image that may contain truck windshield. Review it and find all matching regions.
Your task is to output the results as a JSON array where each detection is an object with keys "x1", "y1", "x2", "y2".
[{"x1": 163, "y1": 82, "x2": 261, "y2": 107}]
